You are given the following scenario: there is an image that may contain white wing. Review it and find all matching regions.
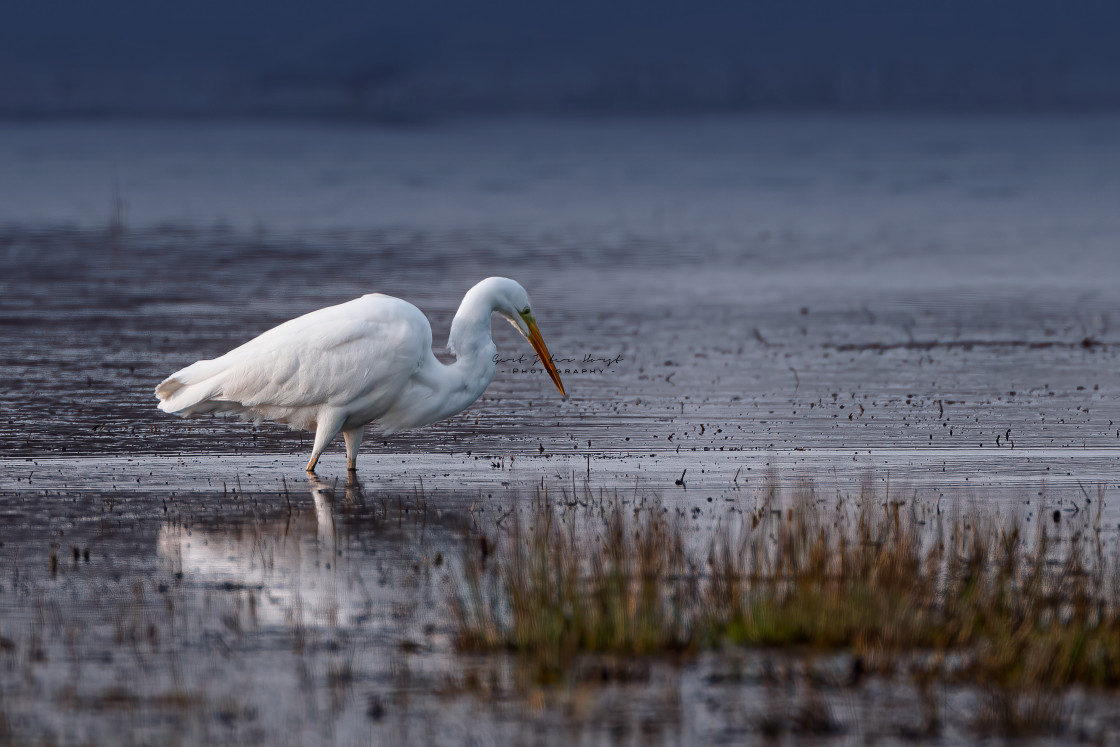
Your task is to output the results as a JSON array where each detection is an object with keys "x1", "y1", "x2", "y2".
[{"x1": 155, "y1": 294, "x2": 431, "y2": 430}]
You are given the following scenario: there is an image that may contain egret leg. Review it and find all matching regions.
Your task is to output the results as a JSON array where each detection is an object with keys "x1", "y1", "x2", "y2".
[
  {"x1": 343, "y1": 426, "x2": 365, "y2": 472},
  {"x1": 306, "y1": 411, "x2": 346, "y2": 473}
]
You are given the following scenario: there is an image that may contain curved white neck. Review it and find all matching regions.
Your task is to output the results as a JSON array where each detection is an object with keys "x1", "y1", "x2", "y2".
[
  {"x1": 448, "y1": 284, "x2": 499, "y2": 360},
  {"x1": 425, "y1": 283, "x2": 500, "y2": 421}
]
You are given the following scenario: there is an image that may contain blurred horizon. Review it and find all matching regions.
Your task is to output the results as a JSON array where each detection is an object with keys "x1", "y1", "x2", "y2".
[{"x1": 3, "y1": 0, "x2": 1120, "y2": 119}]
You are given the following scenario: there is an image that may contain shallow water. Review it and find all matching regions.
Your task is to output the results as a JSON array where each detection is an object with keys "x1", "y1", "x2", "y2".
[
  {"x1": 3, "y1": 115, "x2": 1120, "y2": 743},
  {"x1": 3, "y1": 464, "x2": 1119, "y2": 745}
]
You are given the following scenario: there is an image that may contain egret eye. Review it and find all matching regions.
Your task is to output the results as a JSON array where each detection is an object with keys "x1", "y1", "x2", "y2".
[{"x1": 521, "y1": 307, "x2": 531, "y2": 316}]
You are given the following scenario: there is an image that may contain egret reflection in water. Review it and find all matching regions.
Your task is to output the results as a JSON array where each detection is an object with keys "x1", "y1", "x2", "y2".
[{"x1": 158, "y1": 476, "x2": 374, "y2": 629}]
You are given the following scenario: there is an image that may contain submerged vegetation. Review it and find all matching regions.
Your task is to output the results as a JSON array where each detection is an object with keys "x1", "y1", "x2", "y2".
[{"x1": 453, "y1": 478, "x2": 1120, "y2": 726}]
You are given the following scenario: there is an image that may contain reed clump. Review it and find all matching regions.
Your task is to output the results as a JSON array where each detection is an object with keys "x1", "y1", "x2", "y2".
[
  {"x1": 455, "y1": 497, "x2": 696, "y2": 682},
  {"x1": 453, "y1": 480, "x2": 1120, "y2": 695}
]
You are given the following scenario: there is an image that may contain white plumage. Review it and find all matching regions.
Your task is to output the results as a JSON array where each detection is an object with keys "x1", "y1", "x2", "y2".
[{"x1": 156, "y1": 277, "x2": 566, "y2": 472}]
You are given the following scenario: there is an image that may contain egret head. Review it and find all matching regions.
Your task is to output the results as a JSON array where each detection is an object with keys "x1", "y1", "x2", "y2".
[{"x1": 486, "y1": 278, "x2": 566, "y2": 399}]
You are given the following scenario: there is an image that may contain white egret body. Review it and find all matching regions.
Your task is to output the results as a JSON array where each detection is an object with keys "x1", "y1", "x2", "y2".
[{"x1": 155, "y1": 277, "x2": 565, "y2": 472}]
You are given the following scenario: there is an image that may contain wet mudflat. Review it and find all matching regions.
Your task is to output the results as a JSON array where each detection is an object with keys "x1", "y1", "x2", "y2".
[
  {"x1": 3, "y1": 116, "x2": 1120, "y2": 743},
  {"x1": 5, "y1": 465, "x2": 1120, "y2": 745}
]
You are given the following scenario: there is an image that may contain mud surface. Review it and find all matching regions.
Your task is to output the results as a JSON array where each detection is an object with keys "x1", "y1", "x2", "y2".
[{"x1": 3, "y1": 116, "x2": 1120, "y2": 743}]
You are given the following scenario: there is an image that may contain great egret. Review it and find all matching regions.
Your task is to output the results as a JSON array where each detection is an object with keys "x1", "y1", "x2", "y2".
[{"x1": 155, "y1": 277, "x2": 566, "y2": 472}]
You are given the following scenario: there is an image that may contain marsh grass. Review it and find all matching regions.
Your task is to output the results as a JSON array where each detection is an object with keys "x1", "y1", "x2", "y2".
[
  {"x1": 455, "y1": 494, "x2": 697, "y2": 683},
  {"x1": 452, "y1": 478, "x2": 1120, "y2": 717}
]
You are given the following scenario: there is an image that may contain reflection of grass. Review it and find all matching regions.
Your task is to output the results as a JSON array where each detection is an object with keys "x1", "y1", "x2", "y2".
[
  {"x1": 453, "y1": 480, "x2": 1119, "y2": 733},
  {"x1": 972, "y1": 688, "x2": 1067, "y2": 738}
]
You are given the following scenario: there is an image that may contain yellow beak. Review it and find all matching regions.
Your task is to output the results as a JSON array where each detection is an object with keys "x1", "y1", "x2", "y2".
[{"x1": 523, "y1": 315, "x2": 566, "y2": 399}]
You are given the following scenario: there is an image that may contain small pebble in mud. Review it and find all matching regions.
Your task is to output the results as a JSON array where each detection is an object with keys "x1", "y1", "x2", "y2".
[{"x1": 1053, "y1": 510, "x2": 1061, "y2": 524}]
